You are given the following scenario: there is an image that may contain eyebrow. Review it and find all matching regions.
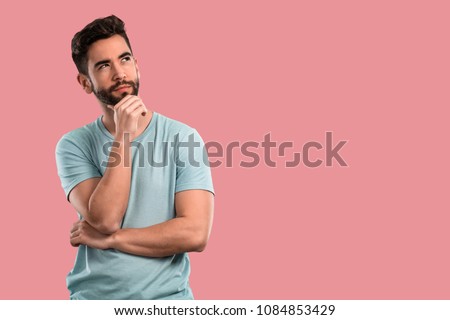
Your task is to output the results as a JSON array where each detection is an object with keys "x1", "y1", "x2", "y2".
[{"x1": 93, "y1": 52, "x2": 132, "y2": 69}]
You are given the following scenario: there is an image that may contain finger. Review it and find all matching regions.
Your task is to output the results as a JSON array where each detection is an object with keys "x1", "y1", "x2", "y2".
[
  {"x1": 125, "y1": 101, "x2": 146, "y2": 116},
  {"x1": 118, "y1": 97, "x2": 142, "y2": 113},
  {"x1": 70, "y1": 229, "x2": 81, "y2": 239},
  {"x1": 114, "y1": 94, "x2": 138, "y2": 110},
  {"x1": 131, "y1": 105, "x2": 148, "y2": 118},
  {"x1": 70, "y1": 222, "x2": 81, "y2": 233},
  {"x1": 122, "y1": 97, "x2": 147, "y2": 115},
  {"x1": 119, "y1": 101, "x2": 146, "y2": 118},
  {"x1": 70, "y1": 235, "x2": 81, "y2": 247},
  {"x1": 126, "y1": 100, "x2": 147, "y2": 115}
]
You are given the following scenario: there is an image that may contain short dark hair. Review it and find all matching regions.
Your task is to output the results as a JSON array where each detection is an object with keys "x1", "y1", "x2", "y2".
[{"x1": 71, "y1": 15, "x2": 133, "y2": 75}]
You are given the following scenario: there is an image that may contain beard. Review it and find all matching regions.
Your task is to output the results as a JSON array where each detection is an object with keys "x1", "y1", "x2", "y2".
[{"x1": 93, "y1": 79, "x2": 140, "y2": 106}]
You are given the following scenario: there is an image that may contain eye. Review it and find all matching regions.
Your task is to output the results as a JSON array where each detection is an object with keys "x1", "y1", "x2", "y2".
[
  {"x1": 98, "y1": 64, "x2": 109, "y2": 70},
  {"x1": 122, "y1": 56, "x2": 131, "y2": 62}
]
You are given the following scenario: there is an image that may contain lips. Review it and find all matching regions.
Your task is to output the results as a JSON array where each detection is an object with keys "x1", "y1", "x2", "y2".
[{"x1": 113, "y1": 85, "x2": 131, "y2": 92}]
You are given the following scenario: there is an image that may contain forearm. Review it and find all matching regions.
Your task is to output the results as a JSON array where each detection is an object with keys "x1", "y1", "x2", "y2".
[
  {"x1": 109, "y1": 217, "x2": 210, "y2": 257},
  {"x1": 71, "y1": 190, "x2": 214, "y2": 255},
  {"x1": 87, "y1": 137, "x2": 132, "y2": 233}
]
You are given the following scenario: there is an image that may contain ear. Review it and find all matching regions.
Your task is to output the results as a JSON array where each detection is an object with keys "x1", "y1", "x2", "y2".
[
  {"x1": 77, "y1": 73, "x2": 93, "y2": 94},
  {"x1": 134, "y1": 57, "x2": 140, "y2": 77}
]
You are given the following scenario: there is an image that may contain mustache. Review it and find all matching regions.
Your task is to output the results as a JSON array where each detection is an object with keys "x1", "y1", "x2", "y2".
[{"x1": 109, "y1": 80, "x2": 136, "y2": 92}]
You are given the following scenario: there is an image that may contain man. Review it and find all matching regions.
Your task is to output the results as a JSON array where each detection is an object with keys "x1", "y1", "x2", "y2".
[{"x1": 55, "y1": 15, "x2": 214, "y2": 300}]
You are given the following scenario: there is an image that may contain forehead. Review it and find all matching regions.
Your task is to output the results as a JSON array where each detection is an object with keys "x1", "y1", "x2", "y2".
[{"x1": 87, "y1": 34, "x2": 131, "y2": 66}]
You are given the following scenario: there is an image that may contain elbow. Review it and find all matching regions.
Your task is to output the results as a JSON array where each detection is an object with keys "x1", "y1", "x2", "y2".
[
  {"x1": 88, "y1": 198, "x2": 125, "y2": 234},
  {"x1": 95, "y1": 221, "x2": 121, "y2": 235},
  {"x1": 191, "y1": 232, "x2": 209, "y2": 252},
  {"x1": 87, "y1": 210, "x2": 121, "y2": 234},
  {"x1": 188, "y1": 220, "x2": 212, "y2": 252}
]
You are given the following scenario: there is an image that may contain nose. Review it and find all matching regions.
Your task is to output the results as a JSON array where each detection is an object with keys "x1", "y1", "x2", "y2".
[{"x1": 112, "y1": 65, "x2": 126, "y2": 81}]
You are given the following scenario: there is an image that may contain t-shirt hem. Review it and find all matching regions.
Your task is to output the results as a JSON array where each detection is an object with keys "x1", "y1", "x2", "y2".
[{"x1": 175, "y1": 184, "x2": 215, "y2": 196}]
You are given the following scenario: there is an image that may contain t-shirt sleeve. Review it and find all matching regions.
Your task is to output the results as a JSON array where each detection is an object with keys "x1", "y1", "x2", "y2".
[
  {"x1": 55, "y1": 134, "x2": 102, "y2": 201},
  {"x1": 175, "y1": 129, "x2": 215, "y2": 195}
]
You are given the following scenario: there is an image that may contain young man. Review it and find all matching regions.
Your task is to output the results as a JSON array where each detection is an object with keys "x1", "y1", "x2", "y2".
[{"x1": 55, "y1": 15, "x2": 214, "y2": 300}]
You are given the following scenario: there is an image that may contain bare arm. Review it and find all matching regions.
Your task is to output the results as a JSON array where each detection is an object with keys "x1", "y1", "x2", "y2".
[
  {"x1": 68, "y1": 138, "x2": 131, "y2": 234},
  {"x1": 70, "y1": 189, "x2": 214, "y2": 257},
  {"x1": 68, "y1": 95, "x2": 147, "y2": 234}
]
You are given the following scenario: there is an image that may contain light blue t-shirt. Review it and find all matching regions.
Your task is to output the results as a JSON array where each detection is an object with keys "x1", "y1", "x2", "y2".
[{"x1": 55, "y1": 112, "x2": 214, "y2": 300}]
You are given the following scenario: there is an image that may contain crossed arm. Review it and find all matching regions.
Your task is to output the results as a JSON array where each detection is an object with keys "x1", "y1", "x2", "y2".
[
  {"x1": 69, "y1": 181, "x2": 214, "y2": 257},
  {"x1": 67, "y1": 135, "x2": 214, "y2": 258}
]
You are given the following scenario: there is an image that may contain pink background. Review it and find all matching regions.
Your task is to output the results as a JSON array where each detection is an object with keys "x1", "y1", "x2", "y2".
[{"x1": 0, "y1": 0, "x2": 449, "y2": 299}]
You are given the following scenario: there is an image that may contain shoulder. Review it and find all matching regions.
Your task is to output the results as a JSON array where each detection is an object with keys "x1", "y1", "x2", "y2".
[
  {"x1": 56, "y1": 117, "x2": 101, "y2": 153},
  {"x1": 154, "y1": 112, "x2": 200, "y2": 139}
]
